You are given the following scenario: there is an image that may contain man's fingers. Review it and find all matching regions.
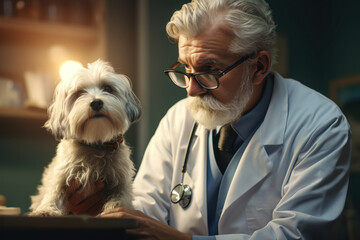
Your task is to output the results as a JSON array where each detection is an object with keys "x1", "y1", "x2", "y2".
[
  {"x1": 68, "y1": 187, "x2": 106, "y2": 215},
  {"x1": 101, "y1": 207, "x2": 152, "y2": 223},
  {"x1": 87, "y1": 198, "x2": 105, "y2": 216},
  {"x1": 65, "y1": 180, "x2": 82, "y2": 199},
  {"x1": 101, "y1": 207, "x2": 138, "y2": 216},
  {"x1": 65, "y1": 181, "x2": 106, "y2": 215},
  {"x1": 67, "y1": 181, "x2": 105, "y2": 203},
  {"x1": 126, "y1": 228, "x2": 152, "y2": 239},
  {"x1": 93, "y1": 181, "x2": 106, "y2": 193}
]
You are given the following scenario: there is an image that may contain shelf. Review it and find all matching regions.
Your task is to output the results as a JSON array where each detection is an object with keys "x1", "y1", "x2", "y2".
[
  {"x1": 0, "y1": 0, "x2": 104, "y2": 138},
  {"x1": 0, "y1": 107, "x2": 50, "y2": 137},
  {"x1": 0, "y1": 107, "x2": 47, "y2": 121},
  {"x1": 0, "y1": 16, "x2": 100, "y2": 43}
]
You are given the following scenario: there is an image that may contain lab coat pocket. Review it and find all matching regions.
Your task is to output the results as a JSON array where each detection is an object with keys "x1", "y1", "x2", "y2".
[
  {"x1": 169, "y1": 172, "x2": 208, "y2": 235},
  {"x1": 245, "y1": 206, "x2": 273, "y2": 234}
]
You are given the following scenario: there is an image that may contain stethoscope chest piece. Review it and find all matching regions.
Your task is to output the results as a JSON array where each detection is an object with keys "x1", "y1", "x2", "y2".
[
  {"x1": 170, "y1": 122, "x2": 197, "y2": 209},
  {"x1": 170, "y1": 183, "x2": 192, "y2": 209}
]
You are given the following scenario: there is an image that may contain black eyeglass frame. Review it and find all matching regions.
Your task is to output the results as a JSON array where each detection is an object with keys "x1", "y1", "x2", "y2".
[{"x1": 164, "y1": 53, "x2": 255, "y2": 90}]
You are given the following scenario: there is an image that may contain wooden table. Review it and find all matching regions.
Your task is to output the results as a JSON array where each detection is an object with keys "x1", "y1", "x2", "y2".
[{"x1": 0, "y1": 215, "x2": 138, "y2": 239}]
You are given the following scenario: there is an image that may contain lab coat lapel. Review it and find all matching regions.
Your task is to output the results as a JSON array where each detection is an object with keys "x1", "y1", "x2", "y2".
[
  {"x1": 220, "y1": 73, "x2": 288, "y2": 223},
  {"x1": 221, "y1": 133, "x2": 273, "y2": 214}
]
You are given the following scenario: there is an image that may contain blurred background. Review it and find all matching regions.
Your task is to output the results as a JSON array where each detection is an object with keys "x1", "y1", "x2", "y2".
[{"x1": 0, "y1": 0, "x2": 359, "y2": 238}]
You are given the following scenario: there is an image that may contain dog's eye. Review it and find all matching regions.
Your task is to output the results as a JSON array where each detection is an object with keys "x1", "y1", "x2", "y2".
[
  {"x1": 74, "y1": 90, "x2": 86, "y2": 99},
  {"x1": 103, "y1": 85, "x2": 113, "y2": 93}
]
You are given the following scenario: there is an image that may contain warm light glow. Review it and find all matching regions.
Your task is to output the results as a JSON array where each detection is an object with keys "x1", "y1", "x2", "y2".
[{"x1": 59, "y1": 61, "x2": 83, "y2": 80}]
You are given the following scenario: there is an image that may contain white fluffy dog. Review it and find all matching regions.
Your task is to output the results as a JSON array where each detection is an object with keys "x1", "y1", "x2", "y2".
[{"x1": 30, "y1": 59, "x2": 141, "y2": 216}]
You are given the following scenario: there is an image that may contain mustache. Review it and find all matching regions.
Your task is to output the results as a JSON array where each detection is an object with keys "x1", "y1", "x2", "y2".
[{"x1": 193, "y1": 94, "x2": 225, "y2": 110}]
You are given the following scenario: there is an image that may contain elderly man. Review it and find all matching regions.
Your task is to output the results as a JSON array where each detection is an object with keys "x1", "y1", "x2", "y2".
[{"x1": 67, "y1": 0, "x2": 351, "y2": 239}]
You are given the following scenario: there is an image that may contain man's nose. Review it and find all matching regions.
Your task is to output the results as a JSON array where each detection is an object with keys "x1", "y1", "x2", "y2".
[{"x1": 187, "y1": 77, "x2": 207, "y2": 97}]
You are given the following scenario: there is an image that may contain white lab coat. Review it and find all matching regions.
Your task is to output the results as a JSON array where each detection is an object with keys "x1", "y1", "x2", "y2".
[{"x1": 133, "y1": 73, "x2": 351, "y2": 239}]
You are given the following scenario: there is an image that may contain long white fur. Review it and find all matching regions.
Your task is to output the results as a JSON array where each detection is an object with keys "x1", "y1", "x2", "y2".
[{"x1": 29, "y1": 59, "x2": 141, "y2": 216}]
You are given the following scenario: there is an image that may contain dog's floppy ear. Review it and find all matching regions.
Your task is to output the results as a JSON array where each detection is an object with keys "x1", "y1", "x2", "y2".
[
  {"x1": 44, "y1": 81, "x2": 68, "y2": 140},
  {"x1": 125, "y1": 89, "x2": 142, "y2": 124},
  {"x1": 115, "y1": 74, "x2": 141, "y2": 124}
]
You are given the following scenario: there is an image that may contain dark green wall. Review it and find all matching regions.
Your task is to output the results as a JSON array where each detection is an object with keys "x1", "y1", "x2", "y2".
[
  {"x1": 0, "y1": 117, "x2": 57, "y2": 213},
  {"x1": 146, "y1": 1, "x2": 187, "y2": 136},
  {"x1": 270, "y1": 0, "x2": 360, "y2": 95}
]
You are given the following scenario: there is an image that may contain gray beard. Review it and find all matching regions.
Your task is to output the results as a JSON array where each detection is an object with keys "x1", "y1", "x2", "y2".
[{"x1": 186, "y1": 78, "x2": 254, "y2": 130}]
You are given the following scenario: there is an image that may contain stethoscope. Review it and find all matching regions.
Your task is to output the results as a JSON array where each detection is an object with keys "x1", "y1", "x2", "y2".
[{"x1": 170, "y1": 121, "x2": 198, "y2": 209}]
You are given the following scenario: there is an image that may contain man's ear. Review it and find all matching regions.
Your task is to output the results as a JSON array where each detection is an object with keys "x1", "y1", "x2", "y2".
[{"x1": 252, "y1": 51, "x2": 271, "y2": 85}]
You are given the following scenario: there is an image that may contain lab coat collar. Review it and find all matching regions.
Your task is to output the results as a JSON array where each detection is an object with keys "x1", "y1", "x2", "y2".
[{"x1": 259, "y1": 72, "x2": 288, "y2": 147}]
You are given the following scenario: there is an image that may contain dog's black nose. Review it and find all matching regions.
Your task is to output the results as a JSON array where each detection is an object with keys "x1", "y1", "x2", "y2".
[{"x1": 90, "y1": 99, "x2": 104, "y2": 111}]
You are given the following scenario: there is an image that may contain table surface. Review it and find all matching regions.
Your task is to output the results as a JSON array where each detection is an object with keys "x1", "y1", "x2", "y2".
[
  {"x1": 0, "y1": 215, "x2": 138, "y2": 230},
  {"x1": 0, "y1": 215, "x2": 138, "y2": 239}
]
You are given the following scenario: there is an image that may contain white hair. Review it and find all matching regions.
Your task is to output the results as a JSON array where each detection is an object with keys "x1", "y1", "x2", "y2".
[{"x1": 166, "y1": 0, "x2": 277, "y2": 64}]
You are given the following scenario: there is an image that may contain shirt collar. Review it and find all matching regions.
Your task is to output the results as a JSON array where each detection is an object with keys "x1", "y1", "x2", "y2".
[{"x1": 231, "y1": 73, "x2": 274, "y2": 141}]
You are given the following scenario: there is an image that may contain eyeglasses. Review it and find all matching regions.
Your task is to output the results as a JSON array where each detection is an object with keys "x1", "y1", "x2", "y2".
[{"x1": 164, "y1": 53, "x2": 254, "y2": 90}]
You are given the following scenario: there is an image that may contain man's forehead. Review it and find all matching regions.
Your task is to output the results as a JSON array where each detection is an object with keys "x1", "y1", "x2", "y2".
[
  {"x1": 177, "y1": 25, "x2": 234, "y2": 62},
  {"x1": 177, "y1": 56, "x2": 218, "y2": 65},
  {"x1": 178, "y1": 38, "x2": 232, "y2": 68}
]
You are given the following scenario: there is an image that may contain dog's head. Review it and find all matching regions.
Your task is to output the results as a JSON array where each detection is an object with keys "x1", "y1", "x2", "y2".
[{"x1": 45, "y1": 59, "x2": 141, "y2": 144}]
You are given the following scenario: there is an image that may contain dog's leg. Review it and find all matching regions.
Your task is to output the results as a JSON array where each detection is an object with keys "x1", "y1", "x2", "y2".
[
  {"x1": 103, "y1": 186, "x2": 134, "y2": 210},
  {"x1": 103, "y1": 196, "x2": 133, "y2": 210},
  {"x1": 29, "y1": 192, "x2": 66, "y2": 216},
  {"x1": 29, "y1": 160, "x2": 67, "y2": 216}
]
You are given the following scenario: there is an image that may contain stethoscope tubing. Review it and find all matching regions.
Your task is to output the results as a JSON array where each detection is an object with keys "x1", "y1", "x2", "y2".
[{"x1": 180, "y1": 121, "x2": 198, "y2": 182}]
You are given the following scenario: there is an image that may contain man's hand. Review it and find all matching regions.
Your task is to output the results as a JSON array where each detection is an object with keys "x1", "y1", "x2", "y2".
[
  {"x1": 101, "y1": 207, "x2": 192, "y2": 240},
  {"x1": 65, "y1": 180, "x2": 106, "y2": 216}
]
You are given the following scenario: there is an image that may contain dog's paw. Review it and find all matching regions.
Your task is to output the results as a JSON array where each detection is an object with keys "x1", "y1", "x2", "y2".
[
  {"x1": 103, "y1": 198, "x2": 133, "y2": 211},
  {"x1": 28, "y1": 210, "x2": 63, "y2": 217}
]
